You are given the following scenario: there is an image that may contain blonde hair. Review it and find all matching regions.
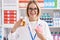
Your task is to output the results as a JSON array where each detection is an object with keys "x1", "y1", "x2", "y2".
[{"x1": 26, "y1": 1, "x2": 40, "y2": 17}]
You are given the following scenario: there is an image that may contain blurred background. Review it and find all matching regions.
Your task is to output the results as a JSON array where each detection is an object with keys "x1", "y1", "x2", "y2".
[{"x1": 0, "y1": 0, "x2": 60, "y2": 40}]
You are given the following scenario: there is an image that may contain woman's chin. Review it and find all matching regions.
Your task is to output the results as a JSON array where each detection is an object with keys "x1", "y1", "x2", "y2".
[{"x1": 31, "y1": 16, "x2": 35, "y2": 18}]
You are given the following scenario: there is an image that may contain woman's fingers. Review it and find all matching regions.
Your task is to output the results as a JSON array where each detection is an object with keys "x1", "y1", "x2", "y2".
[
  {"x1": 35, "y1": 29, "x2": 38, "y2": 33},
  {"x1": 14, "y1": 19, "x2": 24, "y2": 28},
  {"x1": 35, "y1": 29, "x2": 46, "y2": 40},
  {"x1": 11, "y1": 19, "x2": 24, "y2": 33},
  {"x1": 35, "y1": 29, "x2": 41, "y2": 36},
  {"x1": 16, "y1": 18, "x2": 26, "y2": 27},
  {"x1": 35, "y1": 29, "x2": 43, "y2": 38}
]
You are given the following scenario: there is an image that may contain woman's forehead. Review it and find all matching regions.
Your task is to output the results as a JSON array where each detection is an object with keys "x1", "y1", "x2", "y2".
[{"x1": 29, "y1": 3, "x2": 37, "y2": 8}]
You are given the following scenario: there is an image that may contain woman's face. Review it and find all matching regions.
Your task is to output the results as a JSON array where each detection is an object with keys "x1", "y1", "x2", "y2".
[{"x1": 28, "y1": 3, "x2": 38, "y2": 18}]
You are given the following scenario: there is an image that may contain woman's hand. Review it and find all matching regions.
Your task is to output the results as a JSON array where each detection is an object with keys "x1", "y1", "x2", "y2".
[
  {"x1": 11, "y1": 18, "x2": 25, "y2": 33},
  {"x1": 35, "y1": 29, "x2": 46, "y2": 40}
]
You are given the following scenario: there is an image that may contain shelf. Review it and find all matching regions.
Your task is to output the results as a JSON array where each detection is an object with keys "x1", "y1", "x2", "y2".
[
  {"x1": 49, "y1": 26, "x2": 60, "y2": 28},
  {"x1": 2, "y1": 24, "x2": 14, "y2": 28},
  {"x1": 41, "y1": 8, "x2": 60, "y2": 9},
  {"x1": 19, "y1": 7, "x2": 60, "y2": 9}
]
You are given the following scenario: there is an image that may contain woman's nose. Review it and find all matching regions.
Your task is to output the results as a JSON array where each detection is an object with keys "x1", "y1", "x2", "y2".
[{"x1": 31, "y1": 10, "x2": 35, "y2": 13}]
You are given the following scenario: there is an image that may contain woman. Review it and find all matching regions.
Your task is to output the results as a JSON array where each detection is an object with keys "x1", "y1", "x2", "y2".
[{"x1": 8, "y1": 1, "x2": 53, "y2": 40}]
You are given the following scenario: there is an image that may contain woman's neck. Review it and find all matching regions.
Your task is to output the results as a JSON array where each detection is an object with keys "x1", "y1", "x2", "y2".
[{"x1": 29, "y1": 17, "x2": 38, "y2": 22}]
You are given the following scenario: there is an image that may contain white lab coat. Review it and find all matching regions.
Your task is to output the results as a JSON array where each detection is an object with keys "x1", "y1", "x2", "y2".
[{"x1": 8, "y1": 17, "x2": 53, "y2": 40}]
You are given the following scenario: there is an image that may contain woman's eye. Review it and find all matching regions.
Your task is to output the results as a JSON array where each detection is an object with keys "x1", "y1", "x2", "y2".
[
  {"x1": 29, "y1": 8, "x2": 33, "y2": 10},
  {"x1": 34, "y1": 8, "x2": 37, "y2": 10},
  {"x1": 29, "y1": 8, "x2": 37, "y2": 10}
]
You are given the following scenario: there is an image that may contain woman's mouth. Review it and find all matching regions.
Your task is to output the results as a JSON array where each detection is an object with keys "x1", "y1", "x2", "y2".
[{"x1": 31, "y1": 13, "x2": 36, "y2": 15}]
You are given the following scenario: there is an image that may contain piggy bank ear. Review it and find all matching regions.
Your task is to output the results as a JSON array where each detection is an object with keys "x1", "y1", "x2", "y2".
[{"x1": 35, "y1": 26, "x2": 43, "y2": 33}]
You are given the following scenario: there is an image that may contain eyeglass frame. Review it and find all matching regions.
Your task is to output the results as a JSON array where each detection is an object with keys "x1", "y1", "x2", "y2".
[{"x1": 28, "y1": 8, "x2": 38, "y2": 11}]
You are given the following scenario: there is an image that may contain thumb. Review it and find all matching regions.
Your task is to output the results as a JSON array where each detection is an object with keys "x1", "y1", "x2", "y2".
[{"x1": 35, "y1": 29, "x2": 39, "y2": 33}]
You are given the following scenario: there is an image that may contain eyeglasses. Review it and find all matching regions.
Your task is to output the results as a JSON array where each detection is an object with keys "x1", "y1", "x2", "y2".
[{"x1": 28, "y1": 8, "x2": 37, "y2": 11}]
